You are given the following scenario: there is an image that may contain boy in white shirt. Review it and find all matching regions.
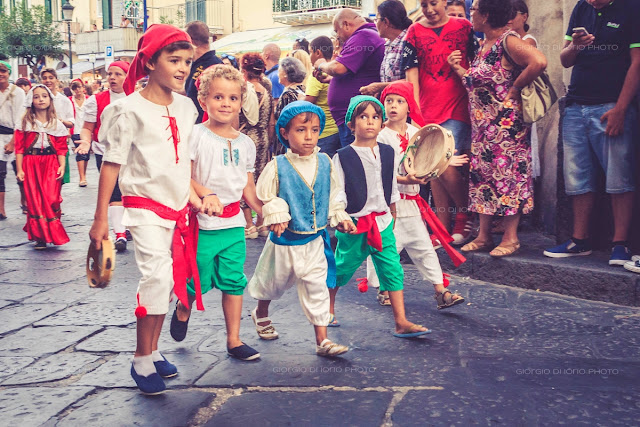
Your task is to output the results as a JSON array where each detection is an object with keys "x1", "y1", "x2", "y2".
[
  {"x1": 170, "y1": 65, "x2": 263, "y2": 361},
  {"x1": 87, "y1": 25, "x2": 201, "y2": 395}
]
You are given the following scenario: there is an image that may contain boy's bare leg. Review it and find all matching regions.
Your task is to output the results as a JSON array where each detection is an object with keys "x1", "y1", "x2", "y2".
[
  {"x1": 329, "y1": 287, "x2": 339, "y2": 315},
  {"x1": 151, "y1": 314, "x2": 165, "y2": 352},
  {"x1": 135, "y1": 315, "x2": 160, "y2": 356},
  {"x1": 388, "y1": 290, "x2": 427, "y2": 333},
  {"x1": 222, "y1": 293, "x2": 243, "y2": 348},
  {"x1": 175, "y1": 294, "x2": 196, "y2": 322},
  {"x1": 314, "y1": 325, "x2": 328, "y2": 345},
  {"x1": 255, "y1": 299, "x2": 272, "y2": 327}
]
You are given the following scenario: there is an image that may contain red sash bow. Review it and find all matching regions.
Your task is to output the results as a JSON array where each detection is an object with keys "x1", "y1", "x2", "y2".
[
  {"x1": 400, "y1": 194, "x2": 466, "y2": 267},
  {"x1": 354, "y1": 211, "x2": 387, "y2": 252},
  {"x1": 122, "y1": 196, "x2": 204, "y2": 311}
]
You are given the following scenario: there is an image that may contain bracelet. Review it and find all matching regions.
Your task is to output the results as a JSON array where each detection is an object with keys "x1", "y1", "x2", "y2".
[
  {"x1": 390, "y1": 210, "x2": 397, "y2": 214},
  {"x1": 200, "y1": 193, "x2": 216, "y2": 200}
]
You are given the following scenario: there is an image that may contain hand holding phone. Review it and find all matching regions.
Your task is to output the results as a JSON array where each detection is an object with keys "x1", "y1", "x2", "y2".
[
  {"x1": 572, "y1": 27, "x2": 589, "y2": 37},
  {"x1": 571, "y1": 27, "x2": 594, "y2": 47}
]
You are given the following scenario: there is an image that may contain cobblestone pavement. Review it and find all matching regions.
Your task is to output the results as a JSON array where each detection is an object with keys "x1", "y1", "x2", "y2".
[{"x1": 1, "y1": 161, "x2": 640, "y2": 426}]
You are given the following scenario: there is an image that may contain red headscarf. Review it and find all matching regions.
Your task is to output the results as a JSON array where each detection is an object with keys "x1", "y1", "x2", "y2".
[
  {"x1": 109, "y1": 60, "x2": 130, "y2": 75},
  {"x1": 380, "y1": 81, "x2": 425, "y2": 128},
  {"x1": 123, "y1": 24, "x2": 192, "y2": 95}
]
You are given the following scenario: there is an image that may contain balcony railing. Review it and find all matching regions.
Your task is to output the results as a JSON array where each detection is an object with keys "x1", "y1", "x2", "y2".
[
  {"x1": 273, "y1": 0, "x2": 361, "y2": 14},
  {"x1": 273, "y1": 0, "x2": 361, "y2": 25},
  {"x1": 75, "y1": 28, "x2": 142, "y2": 56},
  {"x1": 149, "y1": 0, "x2": 224, "y2": 32}
]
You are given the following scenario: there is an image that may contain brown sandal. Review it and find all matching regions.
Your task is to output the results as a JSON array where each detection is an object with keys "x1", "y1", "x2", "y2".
[
  {"x1": 490, "y1": 241, "x2": 521, "y2": 257},
  {"x1": 435, "y1": 291, "x2": 465, "y2": 310},
  {"x1": 461, "y1": 240, "x2": 493, "y2": 253}
]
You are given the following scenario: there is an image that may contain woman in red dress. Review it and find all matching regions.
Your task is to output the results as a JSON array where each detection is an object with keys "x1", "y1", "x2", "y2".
[{"x1": 15, "y1": 84, "x2": 70, "y2": 249}]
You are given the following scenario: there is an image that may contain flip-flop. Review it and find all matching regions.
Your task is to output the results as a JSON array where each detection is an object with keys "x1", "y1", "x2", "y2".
[
  {"x1": 328, "y1": 314, "x2": 340, "y2": 327},
  {"x1": 393, "y1": 326, "x2": 432, "y2": 338}
]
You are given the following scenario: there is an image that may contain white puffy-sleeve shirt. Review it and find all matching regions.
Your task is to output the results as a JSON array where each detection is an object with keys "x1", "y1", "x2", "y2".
[
  {"x1": 52, "y1": 93, "x2": 74, "y2": 126},
  {"x1": 332, "y1": 143, "x2": 400, "y2": 231},
  {"x1": 189, "y1": 124, "x2": 256, "y2": 230},
  {"x1": 0, "y1": 84, "x2": 26, "y2": 161},
  {"x1": 256, "y1": 147, "x2": 350, "y2": 228},
  {"x1": 100, "y1": 91, "x2": 198, "y2": 229}
]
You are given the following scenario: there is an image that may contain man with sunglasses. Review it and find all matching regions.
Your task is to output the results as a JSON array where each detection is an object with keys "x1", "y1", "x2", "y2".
[{"x1": 185, "y1": 20, "x2": 223, "y2": 123}]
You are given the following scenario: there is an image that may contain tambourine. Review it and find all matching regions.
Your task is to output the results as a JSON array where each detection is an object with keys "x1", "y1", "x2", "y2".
[
  {"x1": 404, "y1": 124, "x2": 455, "y2": 180},
  {"x1": 86, "y1": 238, "x2": 116, "y2": 288}
]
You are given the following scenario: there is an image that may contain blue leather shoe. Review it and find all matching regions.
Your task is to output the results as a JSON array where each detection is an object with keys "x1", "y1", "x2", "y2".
[
  {"x1": 130, "y1": 364, "x2": 166, "y2": 395},
  {"x1": 153, "y1": 355, "x2": 178, "y2": 378}
]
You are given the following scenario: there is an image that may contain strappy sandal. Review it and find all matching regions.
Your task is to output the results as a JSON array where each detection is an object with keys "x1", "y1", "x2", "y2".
[
  {"x1": 461, "y1": 240, "x2": 494, "y2": 253},
  {"x1": 435, "y1": 290, "x2": 465, "y2": 310},
  {"x1": 251, "y1": 307, "x2": 279, "y2": 340},
  {"x1": 245, "y1": 225, "x2": 258, "y2": 239},
  {"x1": 376, "y1": 291, "x2": 391, "y2": 306},
  {"x1": 490, "y1": 241, "x2": 520, "y2": 258}
]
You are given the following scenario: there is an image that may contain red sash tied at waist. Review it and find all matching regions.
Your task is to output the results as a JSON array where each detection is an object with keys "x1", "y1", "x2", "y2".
[
  {"x1": 400, "y1": 193, "x2": 466, "y2": 268},
  {"x1": 218, "y1": 201, "x2": 240, "y2": 218},
  {"x1": 354, "y1": 211, "x2": 387, "y2": 252},
  {"x1": 122, "y1": 196, "x2": 204, "y2": 312}
]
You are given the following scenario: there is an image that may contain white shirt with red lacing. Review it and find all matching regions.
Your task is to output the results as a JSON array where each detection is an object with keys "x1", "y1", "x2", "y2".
[
  {"x1": 99, "y1": 91, "x2": 198, "y2": 229},
  {"x1": 376, "y1": 124, "x2": 421, "y2": 218}
]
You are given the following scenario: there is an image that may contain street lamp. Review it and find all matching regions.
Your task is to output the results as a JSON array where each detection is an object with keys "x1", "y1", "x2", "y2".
[{"x1": 62, "y1": 0, "x2": 75, "y2": 80}]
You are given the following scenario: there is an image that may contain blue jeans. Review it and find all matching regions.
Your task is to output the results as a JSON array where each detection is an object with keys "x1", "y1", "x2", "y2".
[
  {"x1": 440, "y1": 119, "x2": 471, "y2": 152},
  {"x1": 317, "y1": 132, "x2": 341, "y2": 157},
  {"x1": 338, "y1": 123, "x2": 355, "y2": 148},
  {"x1": 562, "y1": 102, "x2": 636, "y2": 195}
]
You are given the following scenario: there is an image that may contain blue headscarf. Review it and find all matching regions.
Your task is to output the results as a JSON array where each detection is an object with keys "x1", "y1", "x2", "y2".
[{"x1": 275, "y1": 100, "x2": 326, "y2": 148}]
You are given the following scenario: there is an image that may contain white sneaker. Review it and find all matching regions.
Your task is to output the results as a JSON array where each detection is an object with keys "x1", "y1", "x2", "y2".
[
  {"x1": 624, "y1": 260, "x2": 640, "y2": 274},
  {"x1": 316, "y1": 339, "x2": 348, "y2": 357},
  {"x1": 632, "y1": 255, "x2": 640, "y2": 262}
]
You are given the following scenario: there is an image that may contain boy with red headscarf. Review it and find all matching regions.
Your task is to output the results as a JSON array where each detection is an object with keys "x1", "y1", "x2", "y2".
[{"x1": 85, "y1": 25, "x2": 202, "y2": 395}]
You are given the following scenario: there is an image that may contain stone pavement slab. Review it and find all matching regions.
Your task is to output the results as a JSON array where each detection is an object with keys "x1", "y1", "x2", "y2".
[
  {"x1": 56, "y1": 389, "x2": 215, "y2": 426},
  {"x1": 1, "y1": 352, "x2": 102, "y2": 385},
  {"x1": 0, "y1": 386, "x2": 94, "y2": 426},
  {"x1": 0, "y1": 356, "x2": 36, "y2": 382},
  {"x1": 0, "y1": 303, "x2": 67, "y2": 334},
  {"x1": 0, "y1": 326, "x2": 101, "y2": 356},
  {"x1": 205, "y1": 391, "x2": 394, "y2": 427},
  {"x1": 35, "y1": 301, "x2": 137, "y2": 327}
]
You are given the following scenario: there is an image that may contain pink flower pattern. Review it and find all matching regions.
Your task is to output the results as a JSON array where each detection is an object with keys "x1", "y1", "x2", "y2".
[{"x1": 463, "y1": 30, "x2": 533, "y2": 216}]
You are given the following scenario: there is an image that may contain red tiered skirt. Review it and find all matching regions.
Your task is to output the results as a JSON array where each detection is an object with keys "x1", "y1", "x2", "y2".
[{"x1": 22, "y1": 154, "x2": 69, "y2": 245}]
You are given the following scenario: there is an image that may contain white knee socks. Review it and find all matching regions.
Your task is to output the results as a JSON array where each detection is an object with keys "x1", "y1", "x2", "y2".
[{"x1": 108, "y1": 205, "x2": 125, "y2": 234}]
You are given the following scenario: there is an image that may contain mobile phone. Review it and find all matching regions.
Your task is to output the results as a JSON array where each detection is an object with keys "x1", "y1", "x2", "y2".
[{"x1": 572, "y1": 27, "x2": 590, "y2": 37}]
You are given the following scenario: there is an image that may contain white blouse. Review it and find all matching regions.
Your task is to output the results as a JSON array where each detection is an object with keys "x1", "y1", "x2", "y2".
[{"x1": 189, "y1": 124, "x2": 256, "y2": 230}]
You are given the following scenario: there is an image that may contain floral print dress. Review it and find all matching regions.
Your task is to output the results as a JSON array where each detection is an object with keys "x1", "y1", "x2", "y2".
[{"x1": 463, "y1": 30, "x2": 533, "y2": 216}]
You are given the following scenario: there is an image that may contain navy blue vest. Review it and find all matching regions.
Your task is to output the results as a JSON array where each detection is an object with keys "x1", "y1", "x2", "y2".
[{"x1": 337, "y1": 143, "x2": 394, "y2": 214}]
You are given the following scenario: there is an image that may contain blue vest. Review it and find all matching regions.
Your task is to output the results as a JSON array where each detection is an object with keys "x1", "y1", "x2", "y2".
[
  {"x1": 337, "y1": 144, "x2": 394, "y2": 214},
  {"x1": 275, "y1": 153, "x2": 331, "y2": 234}
]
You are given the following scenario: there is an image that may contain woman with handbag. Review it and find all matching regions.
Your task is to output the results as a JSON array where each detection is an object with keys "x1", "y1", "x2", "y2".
[{"x1": 447, "y1": 0, "x2": 547, "y2": 257}]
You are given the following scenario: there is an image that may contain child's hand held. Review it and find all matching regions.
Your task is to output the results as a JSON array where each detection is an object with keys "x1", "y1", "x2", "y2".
[
  {"x1": 16, "y1": 170, "x2": 25, "y2": 182},
  {"x1": 89, "y1": 219, "x2": 110, "y2": 251}
]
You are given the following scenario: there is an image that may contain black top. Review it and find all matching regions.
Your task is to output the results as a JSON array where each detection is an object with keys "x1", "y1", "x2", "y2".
[
  {"x1": 565, "y1": 0, "x2": 640, "y2": 105},
  {"x1": 337, "y1": 143, "x2": 394, "y2": 214},
  {"x1": 185, "y1": 51, "x2": 223, "y2": 123}
]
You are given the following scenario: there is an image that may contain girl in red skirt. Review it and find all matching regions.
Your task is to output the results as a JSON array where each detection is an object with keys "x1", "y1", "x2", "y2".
[{"x1": 15, "y1": 84, "x2": 70, "y2": 249}]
